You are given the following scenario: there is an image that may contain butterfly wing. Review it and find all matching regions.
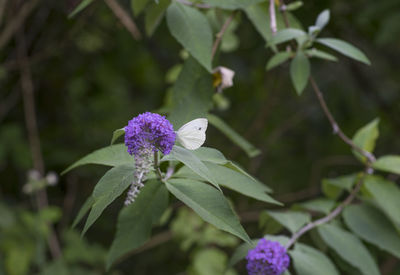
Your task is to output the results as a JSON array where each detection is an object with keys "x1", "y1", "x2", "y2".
[{"x1": 176, "y1": 118, "x2": 208, "y2": 150}]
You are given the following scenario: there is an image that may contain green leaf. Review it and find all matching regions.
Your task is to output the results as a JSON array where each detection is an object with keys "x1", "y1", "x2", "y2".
[
  {"x1": 107, "y1": 181, "x2": 168, "y2": 268},
  {"x1": 306, "y1": 48, "x2": 337, "y2": 61},
  {"x1": 207, "y1": 114, "x2": 261, "y2": 157},
  {"x1": 166, "y1": 2, "x2": 212, "y2": 71},
  {"x1": 145, "y1": 0, "x2": 171, "y2": 36},
  {"x1": 204, "y1": 163, "x2": 279, "y2": 204},
  {"x1": 316, "y1": 38, "x2": 371, "y2": 65},
  {"x1": 352, "y1": 118, "x2": 379, "y2": 162},
  {"x1": 289, "y1": 243, "x2": 339, "y2": 275},
  {"x1": 270, "y1": 28, "x2": 306, "y2": 46},
  {"x1": 68, "y1": 0, "x2": 95, "y2": 19},
  {"x1": 131, "y1": 0, "x2": 150, "y2": 16},
  {"x1": 110, "y1": 128, "x2": 125, "y2": 145},
  {"x1": 72, "y1": 196, "x2": 94, "y2": 228},
  {"x1": 364, "y1": 175, "x2": 400, "y2": 228},
  {"x1": 167, "y1": 57, "x2": 213, "y2": 129},
  {"x1": 82, "y1": 165, "x2": 134, "y2": 235},
  {"x1": 164, "y1": 146, "x2": 220, "y2": 189},
  {"x1": 228, "y1": 242, "x2": 255, "y2": 267},
  {"x1": 315, "y1": 9, "x2": 330, "y2": 30},
  {"x1": 343, "y1": 204, "x2": 400, "y2": 258},
  {"x1": 166, "y1": 178, "x2": 251, "y2": 243},
  {"x1": 290, "y1": 51, "x2": 310, "y2": 95},
  {"x1": 266, "y1": 210, "x2": 311, "y2": 233},
  {"x1": 62, "y1": 144, "x2": 133, "y2": 175},
  {"x1": 318, "y1": 224, "x2": 380, "y2": 275},
  {"x1": 202, "y1": 0, "x2": 264, "y2": 10},
  {"x1": 191, "y1": 147, "x2": 227, "y2": 164},
  {"x1": 372, "y1": 155, "x2": 400, "y2": 175},
  {"x1": 322, "y1": 173, "x2": 357, "y2": 199},
  {"x1": 266, "y1": 52, "x2": 292, "y2": 70},
  {"x1": 298, "y1": 198, "x2": 335, "y2": 214}
]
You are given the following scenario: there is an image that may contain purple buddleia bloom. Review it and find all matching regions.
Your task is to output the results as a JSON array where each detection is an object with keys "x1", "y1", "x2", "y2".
[
  {"x1": 124, "y1": 112, "x2": 176, "y2": 156},
  {"x1": 124, "y1": 112, "x2": 175, "y2": 205},
  {"x1": 246, "y1": 239, "x2": 290, "y2": 275}
]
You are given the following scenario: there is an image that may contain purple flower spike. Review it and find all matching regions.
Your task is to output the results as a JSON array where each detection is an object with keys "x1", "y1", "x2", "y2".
[
  {"x1": 246, "y1": 239, "x2": 290, "y2": 275},
  {"x1": 124, "y1": 112, "x2": 176, "y2": 156}
]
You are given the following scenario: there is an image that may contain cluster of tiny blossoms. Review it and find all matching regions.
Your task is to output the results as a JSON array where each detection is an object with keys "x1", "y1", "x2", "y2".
[
  {"x1": 124, "y1": 112, "x2": 175, "y2": 205},
  {"x1": 246, "y1": 239, "x2": 290, "y2": 275}
]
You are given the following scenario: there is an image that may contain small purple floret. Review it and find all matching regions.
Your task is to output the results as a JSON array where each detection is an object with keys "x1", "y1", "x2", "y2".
[
  {"x1": 246, "y1": 239, "x2": 290, "y2": 275},
  {"x1": 124, "y1": 112, "x2": 176, "y2": 156}
]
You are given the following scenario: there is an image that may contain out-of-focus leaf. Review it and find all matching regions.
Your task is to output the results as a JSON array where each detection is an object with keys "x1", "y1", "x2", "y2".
[
  {"x1": 166, "y1": 2, "x2": 212, "y2": 71},
  {"x1": 107, "y1": 181, "x2": 168, "y2": 269},
  {"x1": 315, "y1": 9, "x2": 330, "y2": 29},
  {"x1": 316, "y1": 38, "x2": 371, "y2": 65},
  {"x1": 270, "y1": 29, "x2": 306, "y2": 46},
  {"x1": 298, "y1": 198, "x2": 335, "y2": 214},
  {"x1": 322, "y1": 173, "x2": 357, "y2": 199},
  {"x1": 228, "y1": 242, "x2": 255, "y2": 267},
  {"x1": 372, "y1": 155, "x2": 400, "y2": 175},
  {"x1": 190, "y1": 248, "x2": 236, "y2": 275},
  {"x1": 202, "y1": 0, "x2": 264, "y2": 10},
  {"x1": 266, "y1": 211, "x2": 311, "y2": 233},
  {"x1": 289, "y1": 243, "x2": 339, "y2": 275},
  {"x1": 207, "y1": 114, "x2": 261, "y2": 157},
  {"x1": 166, "y1": 178, "x2": 251, "y2": 243},
  {"x1": 352, "y1": 118, "x2": 379, "y2": 162},
  {"x1": 306, "y1": 48, "x2": 337, "y2": 61},
  {"x1": 62, "y1": 144, "x2": 133, "y2": 175},
  {"x1": 290, "y1": 51, "x2": 310, "y2": 95},
  {"x1": 110, "y1": 128, "x2": 125, "y2": 145},
  {"x1": 82, "y1": 165, "x2": 134, "y2": 235},
  {"x1": 168, "y1": 57, "x2": 213, "y2": 129},
  {"x1": 68, "y1": 0, "x2": 94, "y2": 19},
  {"x1": 364, "y1": 175, "x2": 400, "y2": 228},
  {"x1": 245, "y1": 3, "x2": 302, "y2": 43},
  {"x1": 318, "y1": 224, "x2": 380, "y2": 275},
  {"x1": 343, "y1": 204, "x2": 400, "y2": 258},
  {"x1": 72, "y1": 196, "x2": 94, "y2": 228},
  {"x1": 145, "y1": 0, "x2": 171, "y2": 36},
  {"x1": 266, "y1": 51, "x2": 292, "y2": 70},
  {"x1": 263, "y1": 234, "x2": 290, "y2": 246},
  {"x1": 131, "y1": 0, "x2": 150, "y2": 16}
]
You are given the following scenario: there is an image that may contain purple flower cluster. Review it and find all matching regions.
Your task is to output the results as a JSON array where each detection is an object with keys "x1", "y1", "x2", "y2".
[
  {"x1": 246, "y1": 239, "x2": 290, "y2": 275},
  {"x1": 124, "y1": 112, "x2": 176, "y2": 156}
]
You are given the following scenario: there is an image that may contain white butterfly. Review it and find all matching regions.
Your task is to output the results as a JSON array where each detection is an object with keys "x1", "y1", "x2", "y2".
[{"x1": 176, "y1": 118, "x2": 208, "y2": 150}]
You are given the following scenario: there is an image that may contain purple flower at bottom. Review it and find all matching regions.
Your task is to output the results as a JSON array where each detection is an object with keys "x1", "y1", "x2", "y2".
[
  {"x1": 124, "y1": 112, "x2": 176, "y2": 156},
  {"x1": 246, "y1": 239, "x2": 290, "y2": 275}
]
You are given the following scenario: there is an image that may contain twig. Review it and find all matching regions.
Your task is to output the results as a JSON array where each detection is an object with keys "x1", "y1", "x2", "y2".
[
  {"x1": 285, "y1": 169, "x2": 369, "y2": 249},
  {"x1": 175, "y1": 0, "x2": 211, "y2": 9},
  {"x1": 211, "y1": 11, "x2": 237, "y2": 60},
  {"x1": 0, "y1": 0, "x2": 40, "y2": 50},
  {"x1": 269, "y1": 0, "x2": 277, "y2": 34},
  {"x1": 17, "y1": 31, "x2": 62, "y2": 259},
  {"x1": 309, "y1": 76, "x2": 376, "y2": 163},
  {"x1": 104, "y1": 0, "x2": 142, "y2": 40}
]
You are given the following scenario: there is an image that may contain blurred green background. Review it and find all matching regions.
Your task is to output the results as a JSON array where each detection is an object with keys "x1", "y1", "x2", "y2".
[{"x1": 1, "y1": 0, "x2": 399, "y2": 274}]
